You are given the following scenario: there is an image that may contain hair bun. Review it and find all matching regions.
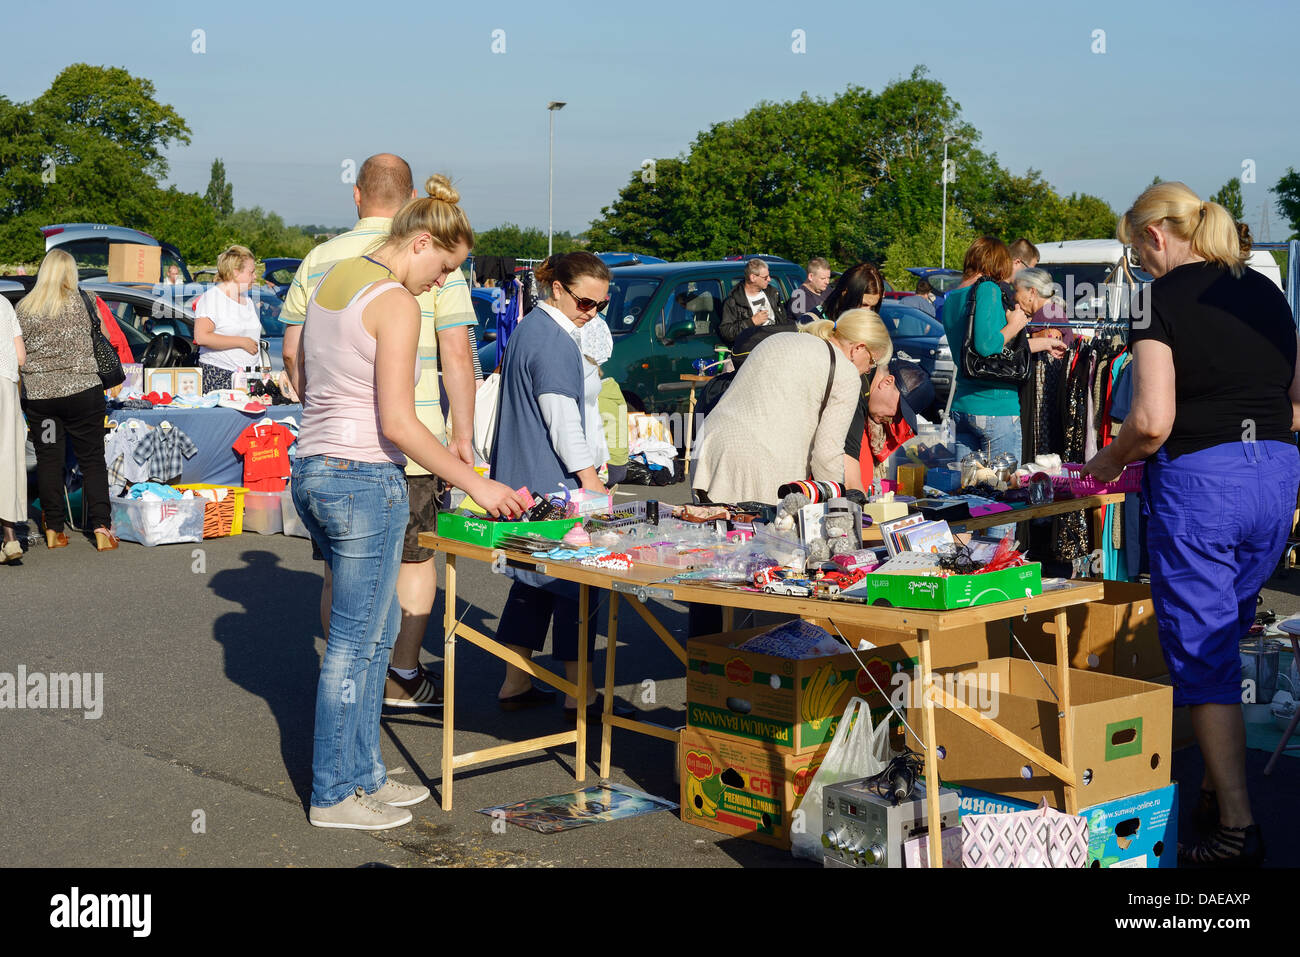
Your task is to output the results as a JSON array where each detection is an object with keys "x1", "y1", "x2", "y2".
[
  {"x1": 1236, "y1": 221, "x2": 1253, "y2": 256},
  {"x1": 425, "y1": 174, "x2": 460, "y2": 205}
]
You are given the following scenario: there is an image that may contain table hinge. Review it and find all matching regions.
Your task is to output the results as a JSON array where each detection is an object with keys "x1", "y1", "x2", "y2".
[{"x1": 611, "y1": 581, "x2": 675, "y2": 603}]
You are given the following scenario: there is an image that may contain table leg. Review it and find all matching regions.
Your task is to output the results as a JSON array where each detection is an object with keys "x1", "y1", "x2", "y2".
[
  {"x1": 1265, "y1": 636, "x2": 1300, "y2": 775},
  {"x1": 600, "y1": 592, "x2": 621, "y2": 779},
  {"x1": 721, "y1": 606, "x2": 734, "y2": 632},
  {"x1": 917, "y1": 629, "x2": 944, "y2": 868},
  {"x1": 1054, "y1": 610, "x2": 1078, "y2": 813},
  {"x1": 441, "y1": 554, "x2": 458, "y2": 811},
  {"x1": 575, "y1": 583, "x2": 590, "y2": 782},
  {"x1": 684, "y1": 387, "x2": 697, "y2": 473}
]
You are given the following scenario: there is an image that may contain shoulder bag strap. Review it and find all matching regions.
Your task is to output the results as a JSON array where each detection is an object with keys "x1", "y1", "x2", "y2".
[{"x1": 807, "y1": 339, "x2": 837, "y2": 476}]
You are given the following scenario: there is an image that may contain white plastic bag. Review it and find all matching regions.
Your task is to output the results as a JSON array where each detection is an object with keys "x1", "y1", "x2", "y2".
[
  {"x1": 472, "y1": 371, "x2": 501, "y2": 463},
  {"x1": 790, "y1": 696, "x2": 890, "y2": 863}
]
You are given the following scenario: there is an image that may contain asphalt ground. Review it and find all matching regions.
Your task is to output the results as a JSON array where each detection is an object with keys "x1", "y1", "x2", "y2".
[{"x1": 2, "y1": 480, "x2": 1298, "y2": 870}]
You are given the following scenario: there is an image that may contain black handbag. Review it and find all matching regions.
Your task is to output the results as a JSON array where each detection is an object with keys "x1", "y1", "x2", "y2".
[
  {"x1": 80, "y1": 291, "x2": 126, "y2": 389},
  {"x1": 959, "y1": 276, "x2": 1029, "y2": 384}
]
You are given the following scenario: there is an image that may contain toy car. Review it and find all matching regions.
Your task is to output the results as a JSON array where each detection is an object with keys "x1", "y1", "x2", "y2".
[{"x1": 762, "y1": 579, "x2": 813, "y2": 597}]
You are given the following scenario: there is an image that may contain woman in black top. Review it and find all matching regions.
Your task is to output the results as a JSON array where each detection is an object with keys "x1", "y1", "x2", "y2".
[{"x1": 1083, "y1": 181, "x2": 1300, "y2": 868}]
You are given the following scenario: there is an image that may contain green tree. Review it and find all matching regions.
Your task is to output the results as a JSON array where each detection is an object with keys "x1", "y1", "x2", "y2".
[
  {"x1": 1272, "y1": 167, "x2": 1300, "y2": 239},
  {"x1": 204, "y1": 158, "x2": 233, "y2": 217},
  {"x1": 1211, "y1": 177, "x2": 1244, "y2": 220},
  {"x1": 473, "y1": 223, "x2": 582, "y2": 258},
  {"x1": 149, "y1": 188, "x2": 222, "y2": 264},
  {"x1": 881, "y1": 206, "x2": 975, "y2": 286}
]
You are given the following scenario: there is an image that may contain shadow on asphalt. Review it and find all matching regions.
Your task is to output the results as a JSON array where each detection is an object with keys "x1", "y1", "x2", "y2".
[{"x1": 207, "y1": 549, "x2": 321, "y2": 807}]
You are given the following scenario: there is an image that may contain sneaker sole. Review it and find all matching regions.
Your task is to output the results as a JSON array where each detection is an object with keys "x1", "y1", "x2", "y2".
[
  {"x1": 382, "y1": 697, "x2": 444, "y2": 709},
  {"x1": 309, "y1": 809, "x2": 413, "y2": 830}
]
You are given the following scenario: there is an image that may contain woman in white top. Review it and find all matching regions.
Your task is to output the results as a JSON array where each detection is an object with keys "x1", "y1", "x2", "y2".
[
  {"x1": 192, "y1": 245, "x2": 263, "y2": 392},
  {"x1": 0, "y1": 296, "x2": 25, "y2": 563},
  {"x1": 691, "y1": 308, "x2": 893, "y2": 505}
]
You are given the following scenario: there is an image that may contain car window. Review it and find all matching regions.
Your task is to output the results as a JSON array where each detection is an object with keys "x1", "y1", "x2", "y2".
[
  {"x1": 472, "y1": 293, "x2": 496, "y2": 339},
  {"x1": 604, "y1": 277, "x2": 661, "y2": 333},
  {"x1": 58, "y1": 239, "x2": 111, "y2": 269},
  {"x1": 662, "y1": 280, "x2": 723, "y2": 338},
  {"x1": 926, "y1": 273, "x2": 963, "y2": 294},
  {"x1": 880, "y1": 308, "x2": 938, "y2": 338}
]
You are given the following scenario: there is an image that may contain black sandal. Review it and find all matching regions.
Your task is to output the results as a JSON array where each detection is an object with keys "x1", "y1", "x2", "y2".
[
  {"x1": 1178, "y1": 823, "x2": 1264, "y2": 869},
  {"x1": 498, "y1": 685, "x2": 556, "y2": 712}
]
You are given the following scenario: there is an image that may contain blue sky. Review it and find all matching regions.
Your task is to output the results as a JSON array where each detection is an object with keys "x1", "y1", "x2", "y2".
[{"x1": 3, "y1": 0, "x2": 1297, "y2": 239}]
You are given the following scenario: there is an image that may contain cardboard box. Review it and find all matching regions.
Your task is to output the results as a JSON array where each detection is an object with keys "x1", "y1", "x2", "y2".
[
  {"x1": 687, "y1": 623, "x2": 1001, "y2": 756},
  {"x1": 867, "y1": 563, "x2": 1042, "y2": 610},
  {"x1": 906, "y1": 658, "x2": 1172, "y2": 808},
  {"x1": 953, "y1": 783, "x2": 1178, "y2": 868},
  {"x1": 108, "y1": 243, "x2": 161, "y2": 283},
  {"x1": 679, "y1": 728, "x2": 829, "y2": 849},
  {"x1": 1011, "y1": 580, "x2": 1165, "y2": 679}
]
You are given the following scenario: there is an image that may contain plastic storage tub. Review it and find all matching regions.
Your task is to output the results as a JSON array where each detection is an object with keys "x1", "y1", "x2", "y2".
[
  {"x1": 243, "y1": 490, "x2": 284, "y2": 535},
  {"x1": 173, "y1": 484, "x2": 249, "y2": 537},
  {"x1": 280, "y1": 487, "x2": 309, "y2": 538},
  {"x1": 111, "y1": 497, "x2": 206, "y2": 546}
]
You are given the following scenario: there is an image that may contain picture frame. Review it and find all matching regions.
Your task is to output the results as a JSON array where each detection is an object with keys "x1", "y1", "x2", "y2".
[
  {"x1": 174, "y1": 368, "x2": 201, "y2": 397},
  {"x1": 143, "y1": 368, "x2": 175, "y2": 395}
]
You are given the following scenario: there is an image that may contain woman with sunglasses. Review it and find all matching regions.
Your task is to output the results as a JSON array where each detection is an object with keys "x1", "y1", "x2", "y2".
[{"x1": 490, "y1": 252, "x2": 634, "y2": 719}]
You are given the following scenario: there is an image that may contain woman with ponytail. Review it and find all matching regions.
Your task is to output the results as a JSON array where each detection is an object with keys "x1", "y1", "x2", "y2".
[
  {"x1": 293, "y1": 174, "x2": 527, "y2": 831},
  {"x1": 1083, "y1": 181, "x2": 1300, "y2": 868},
  {"x1": 691, "y1": 307, "x2": 890, "y2": 505}
]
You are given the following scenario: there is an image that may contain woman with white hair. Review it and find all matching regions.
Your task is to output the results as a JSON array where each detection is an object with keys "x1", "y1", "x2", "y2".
[{"x1": 1013, "y1": 267, "x2": 1073, "y2": 346}]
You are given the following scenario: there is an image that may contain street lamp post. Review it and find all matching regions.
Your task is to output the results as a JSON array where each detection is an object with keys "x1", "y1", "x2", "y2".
[
  {"x1": 941, "y1": 134, "x2": 956, "y2": 270},
  {"x1": 548, "y1": 101, "x2": 566, "y2": 257}
]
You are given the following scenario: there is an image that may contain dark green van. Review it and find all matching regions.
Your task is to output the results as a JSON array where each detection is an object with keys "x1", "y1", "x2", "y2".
[{"x1": 602, "y1": 259, "x2": 806, "y2": 414}]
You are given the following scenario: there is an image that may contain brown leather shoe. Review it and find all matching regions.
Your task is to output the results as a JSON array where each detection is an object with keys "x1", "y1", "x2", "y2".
[
  {"x1": 45, "y1": 529, "x2": 69, "y2": 549},
  {"x1": 94, "y1": 528, "x2": 120, "y2": 551}
]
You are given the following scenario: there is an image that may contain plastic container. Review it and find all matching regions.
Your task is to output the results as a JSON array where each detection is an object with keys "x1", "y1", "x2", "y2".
[
  {"x1": 1051, "y1": 462, "x2": 1144, "y2": 496},
  {"x1": 111, "y1": 497, "x2": 206, "y2": 546},
  {"x1": 280, "y1": 487, "x2": 309, "y2": 538},
  {"x1": 243, "y1": 490, "x2": 284, "y2": 535},
  {"x1": 173, "y1": 484, "x2": 249, "y2": 537}
]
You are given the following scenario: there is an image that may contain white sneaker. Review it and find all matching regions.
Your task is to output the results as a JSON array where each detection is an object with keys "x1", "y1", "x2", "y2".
[
  {"x1": 309, "y1": 787, "x2": 413, "y2": 830},
  {"x1": 370, "y1": 778, "x2": 431, "y2": 807}
]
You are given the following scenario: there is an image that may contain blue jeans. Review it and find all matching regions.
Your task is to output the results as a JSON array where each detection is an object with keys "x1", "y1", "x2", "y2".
[
  {"x1": 952, "y1": 411, "x2": 1022, "y2": 541},
  {"x1": 1144, "y1": 440, "x2": 1300, "y2": 706},
  {"x1": 292, "y1": 455, "x2": 408, "y2": 809}
]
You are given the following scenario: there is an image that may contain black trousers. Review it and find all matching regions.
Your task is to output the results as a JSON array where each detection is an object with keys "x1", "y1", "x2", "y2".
[
  {"x1": 498, "y1": 578, "x2": 594, "y2": 663},
  {"x1": 24, "y1": 386, "x2": 111, "y2": 532}
]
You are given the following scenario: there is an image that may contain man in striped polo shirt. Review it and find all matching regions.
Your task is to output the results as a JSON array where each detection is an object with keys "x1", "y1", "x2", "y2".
[{"x1": 283, "y1": 153, "x2": 476, "y2": 710}]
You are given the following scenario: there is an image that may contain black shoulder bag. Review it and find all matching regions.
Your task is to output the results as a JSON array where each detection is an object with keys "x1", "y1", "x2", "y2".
[
  {"x1": 960, "y1": 276, "x2": 1029, "y2": 384},
  {"x1": 80, "y1": 291, "x2": 126, "y2": 389}
]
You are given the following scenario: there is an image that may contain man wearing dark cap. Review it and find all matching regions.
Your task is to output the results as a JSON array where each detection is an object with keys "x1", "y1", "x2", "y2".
[{"x1": 843, "y1": 358, "x2": 936, "y2": 491}]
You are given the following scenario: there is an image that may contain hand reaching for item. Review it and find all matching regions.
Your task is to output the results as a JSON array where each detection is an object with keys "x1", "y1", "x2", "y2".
[{"x1": 471, "y1": 477, "x2": 530, "y2": 519}]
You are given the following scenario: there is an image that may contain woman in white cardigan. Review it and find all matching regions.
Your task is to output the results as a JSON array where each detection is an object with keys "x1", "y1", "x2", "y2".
[{"x1": 691, "y1": 308, "x2": 893, "y2": 505}]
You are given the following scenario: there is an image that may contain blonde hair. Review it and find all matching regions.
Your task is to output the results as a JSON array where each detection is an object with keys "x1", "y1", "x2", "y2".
[
  {"x1": 18, "y1": 248, "x2": 79, "y2": 317},
  {"x1": 382, "y1": 174, "x2": 474, "y2": 254},
  {"x1": 216, "y1": 244, "x2": 254, "y2": 282},
  {"x1": 1117, "y1": 181, "x2": 1249, "y2": 278},
  {"x1": 801, "y1": 308, "x2": 893, "y2": 369}
]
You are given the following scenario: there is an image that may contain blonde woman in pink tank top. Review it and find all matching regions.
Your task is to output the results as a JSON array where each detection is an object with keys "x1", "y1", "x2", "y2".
[{"x1": 293, "y1": 175, "x2": 526, "y2": 832}]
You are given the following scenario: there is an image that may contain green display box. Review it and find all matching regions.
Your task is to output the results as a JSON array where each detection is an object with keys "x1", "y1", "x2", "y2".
[
  {"x1": 435, "y1": 512, "x2": 579, "y2": 548},
  {"x1": 867, "y1": 563, "x2": 1043, "y2": 610}
]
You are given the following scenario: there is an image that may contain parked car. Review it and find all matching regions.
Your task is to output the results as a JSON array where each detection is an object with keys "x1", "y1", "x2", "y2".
[
  {"x1": 882, "y1": 268, "x2": 961, "y2": 312},
  {"x1": 261, "y1": 258, "x2": 301, "y2": 299},
  {"x1": 40, "y1": 223, "x2": 192, "y2": 284},
  {"x1": 596, "y1": 252, "x2": 668, "y2": 267},
  {"x1": 876, "y1": 301, "x2": 951, "y2": 415}
]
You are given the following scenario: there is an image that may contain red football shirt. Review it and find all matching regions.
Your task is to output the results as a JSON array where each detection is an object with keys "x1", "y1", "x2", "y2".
[{"x1": 232, "y1": 423, "x2": 296, "y2": 491}]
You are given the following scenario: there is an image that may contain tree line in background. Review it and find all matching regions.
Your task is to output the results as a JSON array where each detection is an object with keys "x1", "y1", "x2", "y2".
[{"x1": 1, "y1": 63, "x2": 1297, "y2": 274}]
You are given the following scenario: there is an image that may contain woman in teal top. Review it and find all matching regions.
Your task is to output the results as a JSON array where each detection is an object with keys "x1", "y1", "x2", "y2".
[{"x1": 942, "y1": 237, "x2": 1065, "y2": 469}]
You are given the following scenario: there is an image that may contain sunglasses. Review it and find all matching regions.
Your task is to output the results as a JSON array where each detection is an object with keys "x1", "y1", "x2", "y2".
[
  {"x1": 1125, "y1": 245, "x2": 1142, "y2": 269},
  {"x1": 562, "y1": 282, "x2": 609, "y2": 313}
]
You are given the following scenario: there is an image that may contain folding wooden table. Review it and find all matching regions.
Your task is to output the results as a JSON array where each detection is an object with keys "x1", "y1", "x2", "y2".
[{"x1": 419, "y1": 531, "x2": 1105, "y2": 866}]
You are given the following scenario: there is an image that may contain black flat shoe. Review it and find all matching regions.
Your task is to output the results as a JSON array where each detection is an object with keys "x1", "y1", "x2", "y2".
[
  {"x1": 565, "y1": 694, "x2": 638, "y2": 721},
  {"x1": 498, "y1": 685, "x2": 556, "y2": 711}
]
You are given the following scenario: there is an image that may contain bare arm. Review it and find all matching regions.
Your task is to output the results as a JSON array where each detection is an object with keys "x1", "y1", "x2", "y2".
[
  {"x1": 1290, "y1": 333, "x2": 1300, "y2": 432},
  {"x1": 843, "y1": 454, "x2": 865, "y2": 493},
  {"x1": 437, "y1": 324, "x2": 476, "y2": 465},
  {"x1": 372, "y1": 290, "x2": 526, "y2": 517},
  {"x1": 1081, "y1": 340, "x2": 1175, "y2": 480},
  {"x1": 283, "y1": 324, "x2": 303, "y2": 399},
  {"x1": 14, "y1": 335, "x2": 25, "y2": 368}
]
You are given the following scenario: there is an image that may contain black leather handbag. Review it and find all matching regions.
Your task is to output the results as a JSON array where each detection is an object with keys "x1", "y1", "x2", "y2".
[
  {"x1": 959, "y1": 276, "x2": 1029, "y2": 384},
  {"x1": 79, "y1": 291, "x2": 126, "y2": 389}
]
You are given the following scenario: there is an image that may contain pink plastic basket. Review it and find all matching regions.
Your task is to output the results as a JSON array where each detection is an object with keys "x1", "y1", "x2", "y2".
[{"x1": 1049, "y1": 462, "x2": 1144, "y2": 496}]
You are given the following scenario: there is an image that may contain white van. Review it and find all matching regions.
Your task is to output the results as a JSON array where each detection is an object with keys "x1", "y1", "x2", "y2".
[{"x1": 1033, "y1": 239, "x2": 1283, "y2": 321}]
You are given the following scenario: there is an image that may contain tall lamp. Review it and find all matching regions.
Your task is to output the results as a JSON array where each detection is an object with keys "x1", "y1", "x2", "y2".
[{"x1": 548, "y1": 101, "x2": 567, "y2": 256}]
